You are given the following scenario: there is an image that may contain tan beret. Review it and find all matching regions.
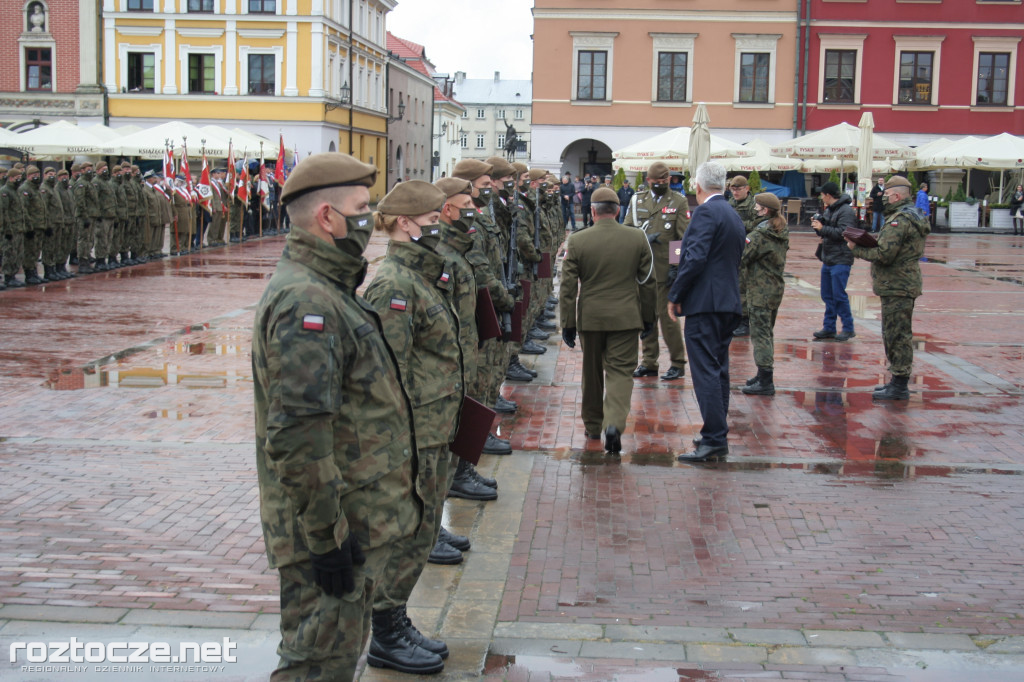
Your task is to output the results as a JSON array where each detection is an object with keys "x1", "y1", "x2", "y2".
[
  {"x1": 57, "y1": 169, "x2": 69, "y2": 177},
  {"x1": 528, "y1": 168, "x2": 547, "y2": 182},
  {"x1": 511, "y1": 162, "x2": 528, "y2": 176},
  {"x1": 591, "y1": 186, "x2": 620, "y2": 205},
  {"x1": 377, "y1": 180, "x2": 446, "y2": 215},
  {"x1": 13, "y1": 163, "x2": 24, "y2": 170},
  {"x1": 121, "y1": 161, "x2": 131, "y2": 169},
  {"x1": 131, "y1": 165, "x2": 140, "y2": 172},
  {"x1": 754, "y1": 192, "x2": 781, "y2": 211},
  {"x1": 6, "y1": 168, "x2": 22, "y2": 179},
  {"x1": 485, "y1": 156, "x2": 515, "y2": 179},
  {"x1": 433, "y1": 177, "x2": 473, "y2": 199},
  {"x1": 26, "y1": 165, "x2": 40, "y2": 175},
  {"x1": 80, "y1": 161, "x2": 93, "y2": 168},
  {"x1": 647, "y1": 161, "x2": 670, "y2": 180},
  {"x1": 452, "y1": 159, "x2": 492, "y2": 182},
  {"x1": 95, "y1": 161, "x2": 108, "y2": 171},
  {"x1": 885, "y1": 175, "x2": 911, "y2": 189},
  {"x1": 70, "y1": 163, "x2": 81, "y2": 173},
  {"x1": 280, "y1": 152, "x2": 377, "y2": 205},
  {"x1": 729, "y1": 176, "x2": 748, "y2": 188}
]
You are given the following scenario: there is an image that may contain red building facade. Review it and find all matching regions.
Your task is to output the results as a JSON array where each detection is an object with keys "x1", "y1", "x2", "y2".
[{"x1": 802, "y1": 0, "x2": 1022, "y2": 144}]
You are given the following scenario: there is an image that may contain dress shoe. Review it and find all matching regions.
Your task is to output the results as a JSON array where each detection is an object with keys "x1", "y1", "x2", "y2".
[
  {"x1": 535, "y1": 319, "x2": 557, "y2": 332},
  {"x1": 493, "y1": 396, "x2": 518, "y2": 413},
  {"x1": 677, "y1": 442, "x2": 729, "y2": 462},
  {"x1": 521, "y1": 340, "x2": 547, "y2": 354},
  {"x1": 661, "y1": 366, "x2": 685, "y2": 381},
  {"x1": 835, "y1": 330, "x2": 856, "y2": 341},
  {"x1": 427, "y1": 539, "x2": 463, "y2": 565},
  {"x1": 812, "y1": 328, "x2": 836, "y2": 340},
  {"x1": 527, "y1": 327, "x2": 551, "y2": 341},
  {"x1": 632, "y1": 365, "x2": 658, "y2": 378},
  {"x1": 438, "y1": 526, "x2": 471, "y2": 552},
  {"x1": 482, "y1": 432, "x2": 512, "y2": 455},
  {"x1": 448, "y1": 459, "x2": 499, "y2": 500},
  {"x1": 692, "y1": 436, "x2": 702, "y2": 446},
  {"x1": 604, "y1": 426, "x2": 622, "y2": 453},
  {"x1": 505, "y1": 364, "x2": 534, "y2": 382},
  {"x1": 513, "y1": 360, "x2": 538, "y2": 377}
]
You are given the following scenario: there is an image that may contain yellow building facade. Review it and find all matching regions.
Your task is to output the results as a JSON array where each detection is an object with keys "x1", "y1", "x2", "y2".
[{"x1": 103, "y1": 0, "x2": 393, "y2": 199}]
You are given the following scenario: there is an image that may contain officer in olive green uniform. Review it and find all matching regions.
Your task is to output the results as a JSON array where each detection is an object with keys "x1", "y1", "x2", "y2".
[
  {"x1": 1, "y1": 168, "x2": 26, "y2": 288},
  {"x1": 73, "y1": 162, "x2": 100, "y2": 274},
  {"x1": 171, "y1": 178, "x2": 192, "y2": 254},
  {"x1": 624, "y1": 161, "x2": 689, "y2": 381},
  {"x1": 20, "y1": 165, "x2": 46, "y2": 285},
  {"x1": 93, "y1": 161, "x2": 116, "y2": 270},
  {"x1": 208, "y1": 168, "x2": 226, "y2": 246},
  {"x1": 40, "y1": 167, "x2": 64, "y2": 281},
  {"x1": 728, "y1": 176, "x2": 759, "y2": 336},
  {"x1": 740, "y1": 193, "x2": 790, "y2": 396},
  {"x1": 849, "y1": 176, "x2": 930, "y2": 401},
  {"x1": 560, "y1": 186, "x2": 656, "y2": 454},
  {"x1": 144, "y1": 171, "x2": 172, "y2": 258},
  {"x1": 55, "y1": 169, "x2": 76, "y2": 278},
  {"x1": 252, "y1": 152, "x2": 423, "y2": 682},
  {"x1": 363, "y1": 181, "x2": 458, "y2": 676}
]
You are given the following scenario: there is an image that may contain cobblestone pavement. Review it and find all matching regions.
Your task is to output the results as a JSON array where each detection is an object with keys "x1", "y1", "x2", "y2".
[{"x1": 1, "y1": 232, "x2": 1023, "y2": 681}]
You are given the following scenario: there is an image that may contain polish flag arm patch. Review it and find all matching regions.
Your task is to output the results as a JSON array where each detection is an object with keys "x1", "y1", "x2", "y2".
[
  {"x1": 390, "y1": 298, "x2": 408, "y2": 311},
  {"x1": 302, "y1": 314, "x2": 325, "y2": 331}
]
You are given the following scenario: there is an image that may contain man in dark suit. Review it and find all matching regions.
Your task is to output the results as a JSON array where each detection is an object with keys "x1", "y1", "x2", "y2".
[
  {"x1": 668, "y1": 162, "x2": 746, "y2": 461},
  {"x1": 560, "y1": 186, "x2": 656, "y2": 453}
]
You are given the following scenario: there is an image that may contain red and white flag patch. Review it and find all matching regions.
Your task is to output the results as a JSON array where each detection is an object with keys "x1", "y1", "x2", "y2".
[
  {"x1": 440, "y1": 272, "x2": 451, "y2": 284},
  {"x1": 302, "y1": 314, "x2": 325, "y2": 331},
  {"x1": 390, "y1": 298, "x2": 408, "y2": 311}
]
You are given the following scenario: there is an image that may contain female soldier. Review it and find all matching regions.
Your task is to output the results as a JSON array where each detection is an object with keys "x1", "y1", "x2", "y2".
[
  {"x1": 741, "y1": 193, "x2": 790, "y2": 396},
  {"x1": 363, "y1": 181, "x2": 462, "y2": 675}
]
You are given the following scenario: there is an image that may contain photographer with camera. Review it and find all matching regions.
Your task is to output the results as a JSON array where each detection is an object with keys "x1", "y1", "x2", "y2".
[{"x1": 811, "y1": 182, "x2": 856, "y2": 342}]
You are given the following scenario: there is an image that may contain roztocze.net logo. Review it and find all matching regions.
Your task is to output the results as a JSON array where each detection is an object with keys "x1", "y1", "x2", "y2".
[{"x1": 10, "y1": 637, "x2": 237, "y2": 672}]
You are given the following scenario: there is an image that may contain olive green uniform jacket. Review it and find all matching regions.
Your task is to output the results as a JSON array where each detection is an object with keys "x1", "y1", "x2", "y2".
[{"x1": 624, "y1": 188, "x2": 689, "y2": 284}]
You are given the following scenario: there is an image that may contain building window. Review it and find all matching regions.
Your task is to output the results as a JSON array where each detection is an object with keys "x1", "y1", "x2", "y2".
[
  {"x1": 657, "y1": 52, "x2": 688, "y2": 102},
  {"x1": 476, "y1": 134, "x2": 485, "y2": 149},
  {"x1": 127, "y1": 0, "x2": 154, "y2": 9},
  {"x1": 461, "y1": 110, "x2": 468, "y2": 118},
  {"x1": 823, "y1": 49, "x2": 856, "y2": 103},
  {"x1": 460, "y1": 133, "x2": 468, "y2": 149},
  {"x1": 977, "y1": 52, "x2": 1009, "y2": 106},
  {"x1": 188, "y1": 53, "x2": 216, "y2": 94},
  {"x1": 248, "y1": 54, "x2": 275, "y2": 95},
  {"x1": 25, "y1": 47, "x2": 51, "y2": 91},
  {"x1": 476, "y1": 108, "x2": 485, "y2": 119},
  {"x1": 739, "y1": 53, "x2": 770, "y2": 103},
  {"x1": 248, "y1": 0, "x2": 276, "y2": 13},
  {"x1": 188, "y1": 0, "x2": 214, "y2": 11},
  {"x1": 495, "y1": 109, "x2": 506, "y2": 119},
  {"x1": 127, "y1": 52, "x2": 155, "y2": 92},
  {"x1": 898, "y1": 51, "x2": 933, "y2": 104},
  {"x1": 497, "y1": 134, "x2": 505, "y2": 148},
  {"x1": 514, "y1": 109, "x2": 523, "y2": 119},
  {"x1": 576, "y1": 50, "x2": 607, "y2": 100}
]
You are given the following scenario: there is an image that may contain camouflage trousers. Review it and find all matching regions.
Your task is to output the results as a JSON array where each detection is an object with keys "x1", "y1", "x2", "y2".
[
  {"x1": 273, "y1": 543, "x2": 395, "y2": 682},
  {"x1": 1, "y1": 232, "x2": 23, "y2": 276},
  {"x1": 21, "y1": 230, "x2": 41, "y2": 274},
  {"x1": 641, "y1": 281, "x2": 687, "y2": 370},
  {"x1": 748, "y1": 305, "x2": 780, "y2": 370},
  {"x1": 94, "y1": 218, "x2": 113, "y2": 259},
  {"x1": 373, "y1": 444, "x2": 451, "y2": 611},
  {"x1": 580, "y1": 329, "x2": 638, "y2": 434},
  {"x1": 483, "y1": 337, "x2": 513, "y2": 407},
  {"x1": 61, "y1": 220, "x2": 75, "y2": 265},
  {"x1": 881, "y1": 296, "x2": 916, "y2": 377},
  {"x1": 77, "y1": 219, "x2": 95, "y2": 261},
  {"x1": 41, "y1": 225, "x2": 62, "y2": 266}
]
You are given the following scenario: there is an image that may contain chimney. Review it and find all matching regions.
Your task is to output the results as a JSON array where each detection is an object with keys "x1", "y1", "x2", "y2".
[
  {"x1": 455, "y1": 71, "x2": 465, "y2": 84},
  {"x1": 494, "y1": 71, "x2": 500, "y2": 83}
]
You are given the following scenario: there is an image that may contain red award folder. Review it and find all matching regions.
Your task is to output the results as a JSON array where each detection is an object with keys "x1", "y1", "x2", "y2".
[
  {"x1": 668, "y1": 240, "x2": 683, "y2": 265},
  {"x1": 450, "y1": 396, "x2": 497, "y2": 464},
  {"x1": 537, "y1": 252, "x2": 552, "y2": 278},
  {"x1": 476, "y1": 287, "x2": 502, "y2": 342}
]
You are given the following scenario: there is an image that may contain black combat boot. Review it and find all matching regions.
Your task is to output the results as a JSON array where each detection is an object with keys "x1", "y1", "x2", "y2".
[
  {"x1": 468, "y1": 463, "x2": 497, "y2": 489},
  {"x1": 448, "y1": 459, "x2": 498, "y2": 501},
  {"x1": 368, "y1": 608, "x2": 444, "y2": 674},
  {"x1": 535, "y1": 317, "x2": 556, "y2": 332},
  {"x1": 732, "y1": 317, "x2": 750, "y2": 337},
  {"x1": 482, "y1": 432, "x2": 512, "y2": 455},
  {"x1": 438, "y1": 527, "x2": 470, "y2": 552},
  {"x1": 94, "y1": 257, "x2": 108, "y2": 272},
  {"x1": 512, "y1": 356, "x2": 538, "y2": 377},
  {"x1": 394, "y1": 604, "x2": 449, "y2": 658},
  {"x1": 77, "y1": 260, "x2": 95, "y2": 275},
  {"x1": 427, "y1": 537, "x2": 463, "y2": 565},
  {"x1": 24, "y1": 269, "x2": 44, "y2": 285},
  {"x1": 742, "y1": 368, "x2": 775, "y2": 396},
  {"x1": 6, "y1": 274, "x2": 25, "y2": 288},
  {"x1": 873, "y1": 375, "x2": 910, "y2": 401},
  {"x1": 60, "y1": 263, "x2": 75, "y2": 278}
]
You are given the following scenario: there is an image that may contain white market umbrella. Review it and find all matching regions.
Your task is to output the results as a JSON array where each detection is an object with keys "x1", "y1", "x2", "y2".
[
  {"x1": 718, "y1": 139, "x2": 802, "y2": 173},
  {"x1": 11, "y1": 120, "x2": 109, "y2": 158},
  {"x1": 613, "y1": 126, "x2": 753, "y2": 162},
  {"x1": 103, "y1": 121, "x2": 233, "y2": 159},
  {"x1": 932, "y1": 133, "x2": 1024, "y2": 170},
  {"x1": 82, "y1": 124, "x2": 142, "y2": 142},
  {"x1": 800, "y1": 156, "x2": 903, "y2": 174},
  {"x1": 856, "y1": 112, "x2": 875, "y2": 204},
  {"x1": 200, "y1": 125, "x2": 281, "y2": 161},
  {"x1": 771, "y1": 122, "x2": 915, "y2": 161},
  {"x1": 687, "y1": 102, "x2": 711, "y2": 192}
]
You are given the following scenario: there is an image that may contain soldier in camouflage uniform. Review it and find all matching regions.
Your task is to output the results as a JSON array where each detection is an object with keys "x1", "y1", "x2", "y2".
[
  {"x1": 740, "y1": 194, "x2": 790, "y2": 396},
  {"x1": 849, "y1": 176, "x2": 930, "y2": 401},
  {"x1": 513, "y1": 168, "x2": 546, "y2": 354},
  {"x1": 624, "y1": 161, "x2": 689, "y2": 381},
  {"x1": 252, "y1": 153, "x2": 423, "y2": 682},
  {"x1": 40, "y1": 167, "x2": 65, "y2": 281},
  {"x1": 72, "y1": 161, "x2": 99, "y2": 274},
  {"x1": 93, "y1": 161, "x2": 117, "y2": 271},
  {"x1": 20, "y1": 165, "x2": 46, "y2": 285},
  {"x1": 126, "y1": 164, "x2": 148, "y2": 263},
  {"x1": 363, "y1": 181, "x2": 459, "y2": 676},
  {"x1": 728, "y1": 176, "x2": 759, "y2": 336},
  {"x1": 55, "y1": 169, "x2": 76, "y2": 279},
  {"x1": 111, "y1": 164, "x2": 129, "y2": 266},
  {"x1": 1, "y1": 168, "x2": 26, "y2": 288}
]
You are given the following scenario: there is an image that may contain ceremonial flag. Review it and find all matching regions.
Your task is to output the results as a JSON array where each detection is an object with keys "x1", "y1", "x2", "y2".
[
  {"x1": 180, "y1": 142, "x2": 192, "y2": 192},
  {"x1": 163, "y1": 145, "x2": 175, "y2": 181},
  {"x1": 226, "y1": 140, "x2": 236, "y2": 200},
  {"x1": 196, "y1": 152, "x2": 213, "y2": 214},
  {"x1": 237, "y1": 157, "x2": 249, "y2": 204},
  {"x1": 274, "y1": 134, "x2": 286, "y2": 185},
  {"x1": 293, "y1": 145, "x2": 300, "y2": 167},
  {"x1": 258, "y1": 152, "x2": 269, "y2": 203}
]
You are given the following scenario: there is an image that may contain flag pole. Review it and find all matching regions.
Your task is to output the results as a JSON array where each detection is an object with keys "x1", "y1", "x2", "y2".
[
  {"x1": 199, "y1": 138, "x2": 205, "y2": 252},
  {"x1": 259, "y1": 141, "x2": 264, "y2": 239},
  {"x1": 168, "y1": 138, "x2": 179, "y2": 256}
]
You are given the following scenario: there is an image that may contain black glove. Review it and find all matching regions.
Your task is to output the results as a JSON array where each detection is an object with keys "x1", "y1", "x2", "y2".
[
  {"x1": 667, "y1": 265, "x2": 678, "y2": 282},
  {"x1": 3, "y1": 232, "x2": 11, "y2": 241},
  {"x1": 24, "y1": 231, "x2": 34, "y2": 240},
  {"x1": 44, "y1": 228, "x2": 54, "y2": 237},
  {"x1": 309, "y1": 534, "x2": 366, "y2": 598},
  {"x1": 646, "y1": 232, "x2": 660, "y2": 245},
  {"x1": 562, "y1": 327, "x2": 577, "y2": 348},
  {"x1": 640, "y1": 322, "x2": 655, "y2": 340}
]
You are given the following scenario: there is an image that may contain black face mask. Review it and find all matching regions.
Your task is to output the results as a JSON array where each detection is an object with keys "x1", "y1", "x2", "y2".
[
  {"x1": 31, "y1": 176, "x2": 41, "y2": 187},
  {"x1": 651, "y1": 183, "x2": 668, "y2": 197}
]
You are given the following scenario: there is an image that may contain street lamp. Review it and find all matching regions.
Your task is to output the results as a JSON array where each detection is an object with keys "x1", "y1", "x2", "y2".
[
  {"x1": 325, "y1": 81, "x2": 351, "y2": 112},
  {"x1": 432, "y1": 122, "x2": 448, "y2": 139},
  {"x1": 388, "y1": 99, "x2": 406, "y2": 124}
]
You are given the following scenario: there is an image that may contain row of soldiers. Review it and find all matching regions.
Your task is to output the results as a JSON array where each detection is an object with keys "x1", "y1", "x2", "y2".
[{"x1": 0, "y1": 160, "x2": 269, "y2": 290}]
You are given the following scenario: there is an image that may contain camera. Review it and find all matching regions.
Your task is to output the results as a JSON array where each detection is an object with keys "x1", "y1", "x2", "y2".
[{"x1": 811, "y1": 213, "x2": 824, "y2": 223}]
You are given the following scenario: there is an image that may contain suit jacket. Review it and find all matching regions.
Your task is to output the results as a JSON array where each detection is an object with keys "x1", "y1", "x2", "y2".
[
  {"x1": 667, "y1": 194, "x2": 745, "y2": 317},
  {"x1": 560, "y1": 216, "x2": 656, "y2": 332}
]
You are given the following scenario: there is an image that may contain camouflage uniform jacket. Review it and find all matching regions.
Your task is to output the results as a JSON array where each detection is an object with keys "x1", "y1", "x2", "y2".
[
  {"x1": 252, "y1": 227, "x2": 421, "y2": 569},
  {"x1": 364, "y1": 241, "x2": 464, "y2": 449},
  {"x1": 94, "y1": 175, "x2": 117, "y2": 219},
  {"x1": 514, "y1": 192, "x2": 543, "y2": 268},
  {"x1": 851, "y1": 196, "x2": 930, "y2": 299},
  {"x1": 113, "y1": 177, "x2": 128, "y2": 221},
  {"x1": 129, "y1": 177, "x2": 147, "y2": 218},
  {"x1": 0, "y1": 182, "x2": 24, "y2": 235},
  {"x1": 469, "y1": 211, "x2": 515, "y2": 312},
  {"x1": 56, "y1": 180, "x2": 75, "y2": 228},
  {"x1": 741, "y1": 219, "x2": 790, "y2": 309},
  {"x1": 21, "y1": 181, "x2": 46, "y2": 233},
  {"x1": 729, "y1": 193, "x2": 760, "y2": 233},
  {"x1": 435, "y1": 221, "x2": 479, "y2": 383},
  {"x1": 624, "y1": 188, "x2": 689, "y2": 284},
  {"x1": 73, "y1": 175, "x2": 100, "y2": 221},
  {"x1": 41, "y1": 179, "x2": 63, "y2": 229}
]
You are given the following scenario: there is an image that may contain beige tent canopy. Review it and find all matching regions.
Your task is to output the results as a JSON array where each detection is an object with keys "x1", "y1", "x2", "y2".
[
  {"x1": 771, "y1": 122, "x2": 915, "y2": 161},
  {"x1": 101, "y1": 121, "x2": 234, "y2": 158},
  {"x1": 10, "y1": 121, "x2": 109, "y2": 159},
  {"x1": 719, "y1": 139, "x2": 802, "y2": 172}
]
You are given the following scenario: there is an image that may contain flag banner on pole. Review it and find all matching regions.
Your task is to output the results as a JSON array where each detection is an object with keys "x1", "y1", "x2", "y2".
[
  {"x1": 226, "y1": 141, "x2": 237, "y2": 200},
  {"x1": 164, "y1": 146, "x2": 175, "y2": 181},
  {"x1": 258, "y1": 152, "x2": 269, "y2": 205},
  {"x1": 181, "y1": 142, "x2": 192, "y2": 192},
  {"x1": 237, "y1": 156, "x2": 249, "y2": 204},
  {"x1": 275, "y1": 134, "x2": 286, "y2": 185},
  {"x1": 197, "y1": 152, "x2": 213, "y2": 214}
]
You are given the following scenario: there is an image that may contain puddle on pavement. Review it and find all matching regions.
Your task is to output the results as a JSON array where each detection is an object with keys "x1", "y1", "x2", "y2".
[
  {"x1": 484, "y1": 653, "x2": 714, "y2": 680},
  {"x1": 45, "y1": 363, "x2": 251, "y2": 391}
]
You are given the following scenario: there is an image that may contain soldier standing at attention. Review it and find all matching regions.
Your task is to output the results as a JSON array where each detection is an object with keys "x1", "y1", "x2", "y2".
[
  {"x1": 625, "y1": 161, "x2": 690, "y2": 382},
  {"x1": 111, "y1": 164, "x2": 129, "y2": 267},
  {"x1": 727, "y1": 176, "x2": 759, "y2": 336},
  {"x1": 560, "y1": 186, "x2": 656, "y2": 454},
  {"x1": 20, "y1": 165, "x2": 46, "y2": 285},
  {"x1": 55, "y1": 169, "x2": 76, "y2": 278},
  {"x1": 252, "y1": 152, "x2": 423, "y2": 682},
  {"x1": 1, "y1": 168, "x2": 26, "y2": 288},
  {"x1": 740, "y1": 193, "x2": 790, "y2": 397},
  {"x1": 363, "y1": 181, "x2": 459, "y2": 676},
  {"x1": 72, "y1": 161, "x2": 98, "y2": 274},
  {"x1": 93, "y1": 161, "x2": 117, "y2": 271},
  {"x1": 40, "y1": 167, "x2": 64, "y2": 281},
  {"x1": 848, "y1": 176, "x2": 930, "y2": 401}
]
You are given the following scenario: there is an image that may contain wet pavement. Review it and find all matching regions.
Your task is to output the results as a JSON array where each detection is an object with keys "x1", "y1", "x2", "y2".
[{"x1": 1, "y1": 231, "x2": 1024, "y2": 681}]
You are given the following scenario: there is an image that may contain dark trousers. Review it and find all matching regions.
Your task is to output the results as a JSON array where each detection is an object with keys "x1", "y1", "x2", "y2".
[
  {"x1": 684, "y1": 312, "x2": 740, "y2": 446},
  {"x1": 820, "y1": 263, "x2": 853, "y2": 333},
  {"x1": 562, "y1": 201, "x2": 576, "y2": 229}
]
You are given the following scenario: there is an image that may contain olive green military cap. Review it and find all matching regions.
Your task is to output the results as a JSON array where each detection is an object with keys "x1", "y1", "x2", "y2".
[
  {"x1": 511, "y1": 162, "x2": 528, "y2": 176},
  {"x1": 121, "y1": 161, "x2": 131, "y2": 169},
  {"x1": 452, "y1": 159, "x2": 492, "y2": 181},
  {"x1": 280, "y1": 152, "x2": 377, "y2": 205},
  {"x1": 57, "y1": 169, "x2": 69, "y2": 178},
  {"x1": 95, "y1": 161, "x2": 108, "y2": 171},
  {"x1": 377, "y1": 180, "x2": 446, "y2": 216},
  {"x1": 729, "y1": 175, "x2": 748, "y2": 188},
  {"x1": 484, "y1": 156, "x2": 515, "y2": 179},
  {"x1": 80, "y1": 161, "x2": 93, "y2": 168},
  {"x1": 70, "y1": 163, "x2": 81, "y2": 173},
  {"x1": 527, "y1": 168, "x2": 547, "y2": 182},
  {"x1": 26, "y1": 165, "x2": 40, "y2": 175},
  {"x1": 754, "y1": 192, "x2": 781, "y2": 211},
  {"x1": 433, "y1": 177, "x2": 473, "y2": 199},
  {"x1": 885, "y1": 175, "x2": 911, "y2": 189},
  {"x1": 647, "y1": 161, "x2": 670, "y2": 180},
  {"x1": 13, "y1": 162, "x2": 24, "y2": 170},
  {"x1": 130, "y1": 164, "x2": 140, "y2": 172},
  {"x1": 6, "y1": 168, "x2": 22, "y2": 179},
  {"x1": 591, "y1": 186, "x2": 620, "y2": 205}
]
